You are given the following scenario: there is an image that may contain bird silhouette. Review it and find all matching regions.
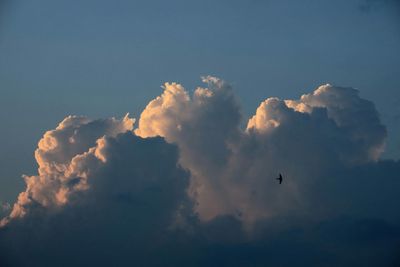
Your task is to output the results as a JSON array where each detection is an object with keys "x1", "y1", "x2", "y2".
[{"x1": 276, "y1": 173, "x2": 283, "y2": 184}]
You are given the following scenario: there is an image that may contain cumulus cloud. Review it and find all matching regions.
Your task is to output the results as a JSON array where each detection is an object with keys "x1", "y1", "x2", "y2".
[
  {"x1": 0, "y1": 114, "x2": 135, "y2": 226},
  {"x1": 136, "y1": 79, "x2": 387, "y2": 226},
  {"x1": 136, "y1": 76, "x2": 242, "y2": 222},
  {"x1": 0, "y1": 77, "x2": 399, "y2": 266},
  {"x1": 0, "y1": 126, "x2": 190, "y2": 266}
]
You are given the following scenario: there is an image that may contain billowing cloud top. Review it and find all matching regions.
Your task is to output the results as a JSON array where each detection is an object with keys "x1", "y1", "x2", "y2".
[
  {"x1": 1, "y1": 77, "x2": 399, "y2": 266},
  {"x1": 136, "y1": 78, "x2": 387, "y2": 225},
  {"x1": 0, "y1": 114, "x2": 135, "y2": 226}
]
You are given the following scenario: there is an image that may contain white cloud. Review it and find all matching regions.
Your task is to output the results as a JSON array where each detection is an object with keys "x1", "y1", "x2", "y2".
[
  {"x1": 135, "y1": 78, "x2": 388, "y2": 226},
  {"x1": 1, "y1": 114, "x2": 135, "y2": 226}
]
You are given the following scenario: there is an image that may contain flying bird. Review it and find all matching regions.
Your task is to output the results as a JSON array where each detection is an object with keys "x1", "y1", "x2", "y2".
[{"x1": 276, "y1": 173, "x2": 283, "y2": 184}]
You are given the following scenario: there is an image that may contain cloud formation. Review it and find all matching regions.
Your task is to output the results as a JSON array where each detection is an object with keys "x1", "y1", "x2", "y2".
[
  {"x1": 0, "y1": 125, "x2": 190, "y2": 266},
  {"x1": 0, "y1": 114, "x2": 135, "y2": 226},
  {"x1": 136, "y1": 78, "x2": 387, "y2": 225},
  {"x1": 0, "y1": 77, "x2": 399, "y2": 266}
]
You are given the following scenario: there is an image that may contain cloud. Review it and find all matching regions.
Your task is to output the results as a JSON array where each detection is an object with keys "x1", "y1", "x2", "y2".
[
  {"x1": 0, "y1": 114, "x2": 135, "y2": 226},
  {"x1": 136, "y1": 76, "x2": 242, "y2": 222},
  {"x1": 136, "y1": 80, "x2": 387, "y2": 225},
  {"x1": 0, "y1": 77, "x2": 399, "y2": 266},
  {"x1": 0, "y1": 129, "x2": 190, "y2": 266}
]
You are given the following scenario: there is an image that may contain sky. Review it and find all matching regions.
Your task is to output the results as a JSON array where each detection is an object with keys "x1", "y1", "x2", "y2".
[
  {"x1": 0, "y1": 0, "x2": 400, "y2": 266},
  {"x1": 0, "y1": 0, "x2": 400, "y2": 202}
]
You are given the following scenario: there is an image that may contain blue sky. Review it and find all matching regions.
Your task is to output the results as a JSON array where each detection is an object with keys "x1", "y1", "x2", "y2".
[{"x1": 0, "y1": 0, "x2": 399, "y2": 204}]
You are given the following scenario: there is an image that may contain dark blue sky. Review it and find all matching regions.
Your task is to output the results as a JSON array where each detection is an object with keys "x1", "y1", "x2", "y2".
[{"x1": 0, "y1": 0, "x2": 399, "y2": 202}]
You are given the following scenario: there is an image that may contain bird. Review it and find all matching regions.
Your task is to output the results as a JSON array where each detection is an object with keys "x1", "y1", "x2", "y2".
[{"x1": 276, "y1": 173, "x2": 283, "y2": 184}]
